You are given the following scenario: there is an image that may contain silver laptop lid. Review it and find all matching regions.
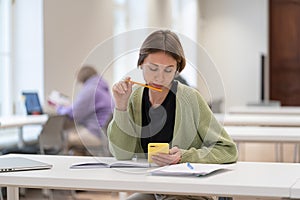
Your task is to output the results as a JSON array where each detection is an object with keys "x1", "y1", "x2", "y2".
[{"x1": 0, "y1": 157, "x2": 52, "y2": 173}]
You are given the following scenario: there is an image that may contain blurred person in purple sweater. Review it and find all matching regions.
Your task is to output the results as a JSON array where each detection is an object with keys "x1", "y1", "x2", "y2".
[{"x1": 56, "y1": 65, "x2": 114, "y2": 154}]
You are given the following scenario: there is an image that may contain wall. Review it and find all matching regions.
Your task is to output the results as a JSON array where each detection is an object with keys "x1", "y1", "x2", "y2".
[
  {"x1": 43, "y1": 0, "x2": 113, "y2": 101},
  {"x1": 43, "y1": 0, "x2": 268, "y2": 112},
  {"x1": 199, "y1": 0, "x2": 268, "y2": 111}
]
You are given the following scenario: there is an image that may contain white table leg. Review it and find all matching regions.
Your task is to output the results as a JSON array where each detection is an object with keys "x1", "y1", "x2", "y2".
[
  {"x1": 279, "y1": 143, "x2": 284, "y2": 162},
  {"x1": 17, "y1": 127, "x2": 25, "y2": 148},
  {"x1": 294, "y1": 144, "x2": 299, "y2": 163},
  {"x1": 118, "y1": 192, "x2": 127, "y2": 200},
  {"x1": 235, "y1": 142, "x2": 242, "y2": 161},
  {"x1": 0, "y1": 188, "x2": 3, "y2": 200},
  {"x1": 298, "y1": 143, "x2": 300, "y2": 163},
  {"x1": 275, "y1": 143, "x2": 283, "y2": 162},
  {"x1": 7, "y1": 187, "x2": 19, "y2": 200}
]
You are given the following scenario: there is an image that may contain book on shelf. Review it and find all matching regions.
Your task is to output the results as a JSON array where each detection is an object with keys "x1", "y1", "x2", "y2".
[
  {"x1": 148, "y1": 163, "x2": 235, "y2": 176},
  {"x1": 70, "y1": 159, "x2": 150, "y2": 169}
]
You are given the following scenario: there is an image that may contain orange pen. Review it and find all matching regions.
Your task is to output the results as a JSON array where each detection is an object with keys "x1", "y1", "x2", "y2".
[{"x1": 127, "y1": 80, "x2": 162, "y2": 92}]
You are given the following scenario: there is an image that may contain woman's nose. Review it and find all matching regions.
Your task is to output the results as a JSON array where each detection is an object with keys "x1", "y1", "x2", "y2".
[{"x1": 154, "y1": 70, "x2": 164, "y2": 81}]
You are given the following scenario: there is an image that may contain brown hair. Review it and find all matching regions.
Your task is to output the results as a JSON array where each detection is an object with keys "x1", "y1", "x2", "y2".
[
  {"x1": 77, "y1": 65, "x2": 98, "y2": 83},
  {"x1": 137, "y1": 30, "x2": 186, "y2": 73}
]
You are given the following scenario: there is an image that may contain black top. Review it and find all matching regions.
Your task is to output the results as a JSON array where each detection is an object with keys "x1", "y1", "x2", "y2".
[{"x1": 141, "y1": 81, "x2": 178, "y2": 153}]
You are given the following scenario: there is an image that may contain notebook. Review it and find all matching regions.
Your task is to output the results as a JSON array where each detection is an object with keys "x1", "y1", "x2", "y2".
[
  {"x1": 22, "y1": 92, "x2": 43, "y2": 115},
  {"x1": 0, "y1": 157, "x2": 52, "y2": 173},
  {"x1": 148, "y1": 163, "x2": 235, "y2": 176}
]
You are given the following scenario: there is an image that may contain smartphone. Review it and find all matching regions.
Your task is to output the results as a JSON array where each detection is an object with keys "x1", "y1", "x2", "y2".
[{"x1": 148, "y1": 143, "x2": 169, "y2": 163}]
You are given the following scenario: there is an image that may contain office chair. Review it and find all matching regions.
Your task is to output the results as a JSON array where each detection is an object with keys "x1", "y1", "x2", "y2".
[
  {"x1": 37, "y1": 114, "x2": 67, "y2": 199},
  {"x1": 38, "y1": 115, "x2": 67, "y2": 155}
]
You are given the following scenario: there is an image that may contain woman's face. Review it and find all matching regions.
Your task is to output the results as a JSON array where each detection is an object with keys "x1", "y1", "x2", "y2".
[{"x1": 141, "y1": 51, "x2": 177, "y2": 90}]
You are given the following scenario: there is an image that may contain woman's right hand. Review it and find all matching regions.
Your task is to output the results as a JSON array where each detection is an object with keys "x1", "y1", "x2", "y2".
[{"x1": 112, "y1": 77, "x2": 134, "y2": 111}]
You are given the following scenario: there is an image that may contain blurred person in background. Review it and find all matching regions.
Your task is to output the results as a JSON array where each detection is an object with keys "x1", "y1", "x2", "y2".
[{"x1": 55, "y1": 65, "x2": 114, "y2": 155}]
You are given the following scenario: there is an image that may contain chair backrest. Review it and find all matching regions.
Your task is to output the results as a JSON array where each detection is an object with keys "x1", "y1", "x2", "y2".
[{"x1": 38, "y1": 115, "x2": 66, "y2": 154}]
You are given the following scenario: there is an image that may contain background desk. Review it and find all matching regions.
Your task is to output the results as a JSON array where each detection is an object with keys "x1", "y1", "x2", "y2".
[
  {"x1": 225, "y1": 126, "x2": 300, "y2": 162},
  {"x1": 229, "y1": 106, "x2": 300, "y2": 115},
  {"x1": 225, "y1": 126, "x2": 300, "y2": 143},
  {"x1": 215, "y1": 113, "x2": 300, "y2": 127},
  {"x1": 0, "y1": 115, "x2": 48, "y2": 128},
  {"x1": 2, "y1": 154, "x2": 300, "y2": 200},
  {"x1": 217, "y1": 112, "x2": 300, "y2": 163},
  {"x1": 0, "y1": 115, "x2": 48, "y2": 147}
]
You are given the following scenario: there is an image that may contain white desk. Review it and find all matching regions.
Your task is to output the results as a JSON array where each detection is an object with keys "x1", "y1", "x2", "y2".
[
  {"x1": 217, "y1": 113, "x2": 300, "y2": 162},
  {"x1": 225, "y1": 126, "x2": 300, "y2": 162},
  {"x1": 215, "y1": 113, "x2": 300, "y2": 127},
  {"x1": 229, "y1": 106, "x2": 300, "y2": 115},
  {"x1": 2, "y1": 154, "x2": 300, "y2": 200},
  {"x1": 225, "y1": 126, "x2": 300, "y2": 143},
  {"x1": 0, "y1": 115, "x2": 48, "y2": 147},
  {"x1": 0, "y1": 115, "x2": 48, "y2": 128}
]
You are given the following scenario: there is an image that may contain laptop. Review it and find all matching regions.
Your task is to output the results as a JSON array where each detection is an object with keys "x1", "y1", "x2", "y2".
[
  {"x1": 0, "y1": 157, "x2": 52, "y2": 173},
  {"x1": 22, "y1": 92, "x2": 43, "y2": 115}
]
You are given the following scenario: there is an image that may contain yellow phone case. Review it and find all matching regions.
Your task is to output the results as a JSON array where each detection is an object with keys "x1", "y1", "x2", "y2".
[{"x1": 148, "y1": 143, "x2": 169, "y2": 163}]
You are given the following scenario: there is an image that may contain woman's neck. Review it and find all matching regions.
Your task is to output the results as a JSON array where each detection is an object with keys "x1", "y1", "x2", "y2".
[{"x1": 149, "y1": 88, "x2": 169, "y2": 106}]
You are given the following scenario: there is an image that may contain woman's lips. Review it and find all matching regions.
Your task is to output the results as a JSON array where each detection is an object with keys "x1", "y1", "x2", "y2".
[{"x1": 150, "y1": 83, "x2": 163, "y2": 89}]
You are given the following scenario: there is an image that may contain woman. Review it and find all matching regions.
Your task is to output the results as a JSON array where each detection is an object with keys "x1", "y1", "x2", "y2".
[
  {"x1": 108, "y1": 30, "x2": 238, "y2": 200},
  {"x1": 57, "y1": 65, "x2": 114, "y2": 154}
]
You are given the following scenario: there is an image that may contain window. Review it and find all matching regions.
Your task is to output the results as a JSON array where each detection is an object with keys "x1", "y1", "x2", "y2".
[
  {"x1": 172, "y1": 0, "x2": 198, "y2": 88},
  {"x1": 113, "y1": 0, "x2": 148, "y2": 83},
  {"x1": 0, "y1": 0, "x2": 44, "y2": 116},
  {"x1": 112, "y1": 0, "x2": 198, "y2": 87},
  {"x1": 0, "y1": 0, "x2": 13, "y2": 115}
]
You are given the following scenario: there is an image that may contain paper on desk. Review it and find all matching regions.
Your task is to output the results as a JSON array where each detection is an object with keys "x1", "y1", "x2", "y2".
[{"x1": 148, "y1": 163, "x2": 235, "y2": 176}]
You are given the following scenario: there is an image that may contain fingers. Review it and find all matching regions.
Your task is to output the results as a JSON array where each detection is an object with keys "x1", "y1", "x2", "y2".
[
  {"x1": 113, "y1": 83, "x2": 127, "y2": 94},
  {"x1": 113, "y1": 77, "x2": 133, "y2": 95},
  {"x1": 151, "y1": 146, "x2": 182, "y2": 166},
  {"x1": 112, "y1": 77, "x2": 134, "y2": 111},
  {"x1": 169, "y1": 146, "x2": 179, "y2": 154},
  {"x1": 152, "y1": 151, "x2": 181, "y2": 166}
]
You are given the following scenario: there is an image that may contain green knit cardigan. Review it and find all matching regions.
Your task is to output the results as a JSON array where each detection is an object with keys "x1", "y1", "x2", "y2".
[{"x1": 108, "y1": 81, "x2": 238, "y2": 164}]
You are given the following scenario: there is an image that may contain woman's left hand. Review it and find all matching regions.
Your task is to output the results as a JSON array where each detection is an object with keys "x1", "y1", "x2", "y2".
[{"x1": 151, "y1": 146, "x2": 181, "y2": 166}]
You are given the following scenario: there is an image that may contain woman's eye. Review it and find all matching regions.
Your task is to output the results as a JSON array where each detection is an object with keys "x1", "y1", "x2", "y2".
[
  {"x1": 149, "y1": 67, "x2": 158, "y2": 71},
  {"x1": 165, "y1": 68, "x2": 173, "y2": 73}
]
